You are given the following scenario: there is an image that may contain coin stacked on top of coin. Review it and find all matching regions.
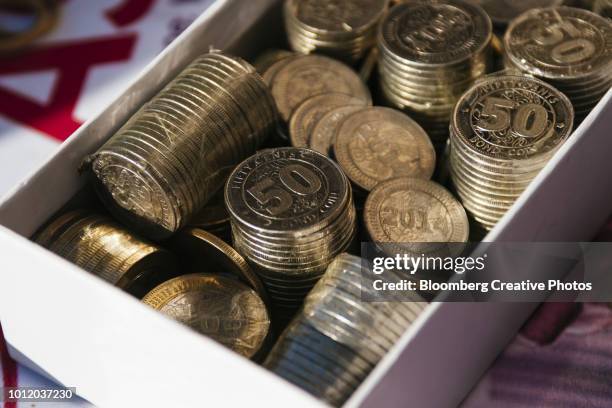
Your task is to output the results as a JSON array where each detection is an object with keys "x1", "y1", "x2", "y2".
[
  {"x1": 85, "y1": 52, "x2": 277, "y2": 239},
  {"x1": 283, "y1": 0, "x2": 389, "y2": 63},
  {"x1": 449, "y1": 74, "x2": 574, "y2": 230},
  {"x1": 504, "y1": 7, "x2": 612, "y2": 122},
  {"x1": 225, "y1": 147, "x2": 356, "y2": 316},
  {"x1": 265, "y1": 253, "x2": 426, "y2": 407},
  {"x1": 377, "y1": 0, "x2": 493, "y2": 151},
  {"x1": 35, "y1": 210, "x2": 177, "y2": 298}
]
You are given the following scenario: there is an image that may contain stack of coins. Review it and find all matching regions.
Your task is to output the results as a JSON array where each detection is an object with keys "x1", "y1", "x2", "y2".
[
  {"x1": 283, "y1": 0, "x2": 389, "y2": 63},
  {"x1": 377, "y1": 0, "x2": 493, "y2": 151},
  {"x1": 289, "y1": 92, "x2": 370, "y2": 148},
  {"x1": 86, "y1": 52, "x2": 277, "y2": 239},
  {"x1": 332, "y1": 107, "x2": 436, "y2": 195},
  {"x1": 504, "y1": 7, "x2": 612, "y2": 122},
  {"x1": 225, "y1": 148, "x2": 356, "y2": 314},
  {"x1": 35, "y1": 210, "x2": 177, "y2": 298},
  {"x1": 265, "y1": 253, "x2": 426, "y2": 407},
  {"x1": 264, "y1": 54, "x2": 371, "y2": 128},
  {"x1": 142, "y1": 273, "x2": 270, "y2": 360},
  {"x1": 449, "y1": 74, "x2": 574, "y2": 230}
]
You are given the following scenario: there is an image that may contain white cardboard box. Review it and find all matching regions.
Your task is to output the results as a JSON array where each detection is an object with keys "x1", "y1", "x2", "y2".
[{"x1": 1, "y1": 1, "x2": 611, "y2": 407}]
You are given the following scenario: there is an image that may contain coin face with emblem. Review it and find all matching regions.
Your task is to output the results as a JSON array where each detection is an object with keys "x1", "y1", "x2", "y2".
[
  {"x1": 503, "y1": 7, "x2": 612, "y2": 121},
  {"x1": 452, "y1": 74, "x2": 574, "y2": 161},
  {"x1": 334, "y1": 107, "x2": 436, "y2": 192},
  {"x1": 225, "y1": 147, "x2": 355, "y2": 313},
  {"x1": 364, "y1": 178, "x2": 469, "y2": 247},
  {"x1": 269, "y1": 54, "x2": 371, "y2": 123},
  {"x1": 142, "y1": 273, "x2": 270, "y2": 359},
  {"x1": 449, "y1": 73, "x2": 574, "y2": 230}
]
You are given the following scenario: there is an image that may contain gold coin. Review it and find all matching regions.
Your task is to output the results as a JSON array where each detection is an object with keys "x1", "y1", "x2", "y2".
[
  {"x1": 142, "y1": 273, "x2": 270, "y2": 359},
  {"x1": 334, "y1": 107, "x2": 436, "y2": 191}
]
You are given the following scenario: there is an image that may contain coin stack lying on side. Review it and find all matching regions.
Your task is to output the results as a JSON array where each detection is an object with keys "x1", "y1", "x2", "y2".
[
  {"x1": 377, "y1": 0, "x2": 493, "y2": 152},
  {"x1": 264, "y1": 54, "x2": 371, "y2": 130},
  {"x1": 264, "y1": 253, "x2": 426, "y2": 407},
  {"x1": 283, "y1": 0, "x2": 389, "y2": 63},
  {"x1": 332, "y1": 106, "x2": 436, "y2": 196},
  {"x1": 142, "y1": 273, "x2": 270, "y2": 360},
  {"x1": 449, "y1": 74, "x2": 574, "y2": 230},
  {"x1": 504, "y1": 7, "x2": 612, "y2": 122},
  {"x1": 85, "y1": 52, "x2": 277, "y2": 239},
  {"x1": 35, "y1": 210, "x2": 177, "y2": 298},
  {"x1": 225, "y1": 147, "x2": 356, "y2": 316}
]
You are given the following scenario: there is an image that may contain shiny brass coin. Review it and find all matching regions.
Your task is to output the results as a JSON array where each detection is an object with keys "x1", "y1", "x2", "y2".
[
  {"x1": 364, "y1": 178, "x2": 469, "y2": 256},
  {"x1": 142, "y1": 273, "x2": 270, "y2": 359},
  {"x1": 37, "y1": 210, "x2": 177, "y2": 298},
  {"x1": 289, "y1": 93, "x2": 368, "y2": 148},
  {"x1": 334, "y1": 107, "x2": 436, "y2": 191},
  {"x1": 269, "y1": 54, "x2": 371, "y2": 123}
]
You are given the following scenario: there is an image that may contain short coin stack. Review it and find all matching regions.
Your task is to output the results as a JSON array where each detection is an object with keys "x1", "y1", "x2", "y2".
[
  {"x1": 35, "y1": 210, "x2": 177, "y2": 298},
  {"x1": 86, "y1": 52, "x2": 277, "y2": 239},
  {"x1": 264, "y1": 253, "x2": 426, "y2": 407},
  {"x1": 142, "y1": 273, "x2": 270, "y2": 360},
  {"x1": 225, "y1": 148, "x2": 356, "y2": 315},
  {"x1": 377, "y1": 0, "x2": 493, "y2": 151},
  {"x1": 449, "y1": 74, "x2": 574, "y2": 230},
  {"x1": 504, "y1": 7, "x2": 612, "y2": 122},
  {"x1": 283, "y1": 0, "x2": 389, "y2": 63}
]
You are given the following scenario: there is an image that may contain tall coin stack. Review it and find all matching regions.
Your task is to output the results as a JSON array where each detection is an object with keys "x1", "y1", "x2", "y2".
[
  {"x1": 449, "y1": 74, "x2": 574, "y2": 230},
  {"x1": 35, "y1": 210, "x2": 177, "y2": 298},
  {"x1": 503, "y1": 7, "x2": 612, "y2": 122},
  {"x1": 86, "y1": 52, "x2": 277, "y2": 239},
  {"x1": 265, "y1": 254, "x2": 426, "y2": 407},
  {"x1": 283, "y1": 0, "x2": 389, "y2": 63},
  {"x1": 377, "y1": 0, "x2": 493, "y2": 151},
  {"x1": 225, "y1": 148, "x2": 356, "y2": 316}
]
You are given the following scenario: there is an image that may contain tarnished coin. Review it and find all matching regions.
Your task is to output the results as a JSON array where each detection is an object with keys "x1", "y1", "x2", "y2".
[
  {"x1": 309, "y1": 105, "x2": 364, "y2": 156},
  {"x1": 269, "y1": 54, "x2": 371, "y2": 122},
  {"x1": 470, "y1": 0, "x2": 564, "y2": 27},
  {"x1": 380, "y1": 0, "x2": 492, "y2": 67},
  {"x1": 289, "y1": 93, "x2": 369, "y2": 148},
  {"x1": 452, "y1": 74, "x2": 574, "y2": 161},
  {"x1": 333, "y1": 107, "x2": 436, "y2": 192},
  {"x1": 142, "y1": 273, "x2": 270, "y2": 359},
  {"x1": 363, "y1": 178, "x2": 470, "y2": 250},
  {"x1": 504, "y1": 7, "x2": 612, "y2": 80}
]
